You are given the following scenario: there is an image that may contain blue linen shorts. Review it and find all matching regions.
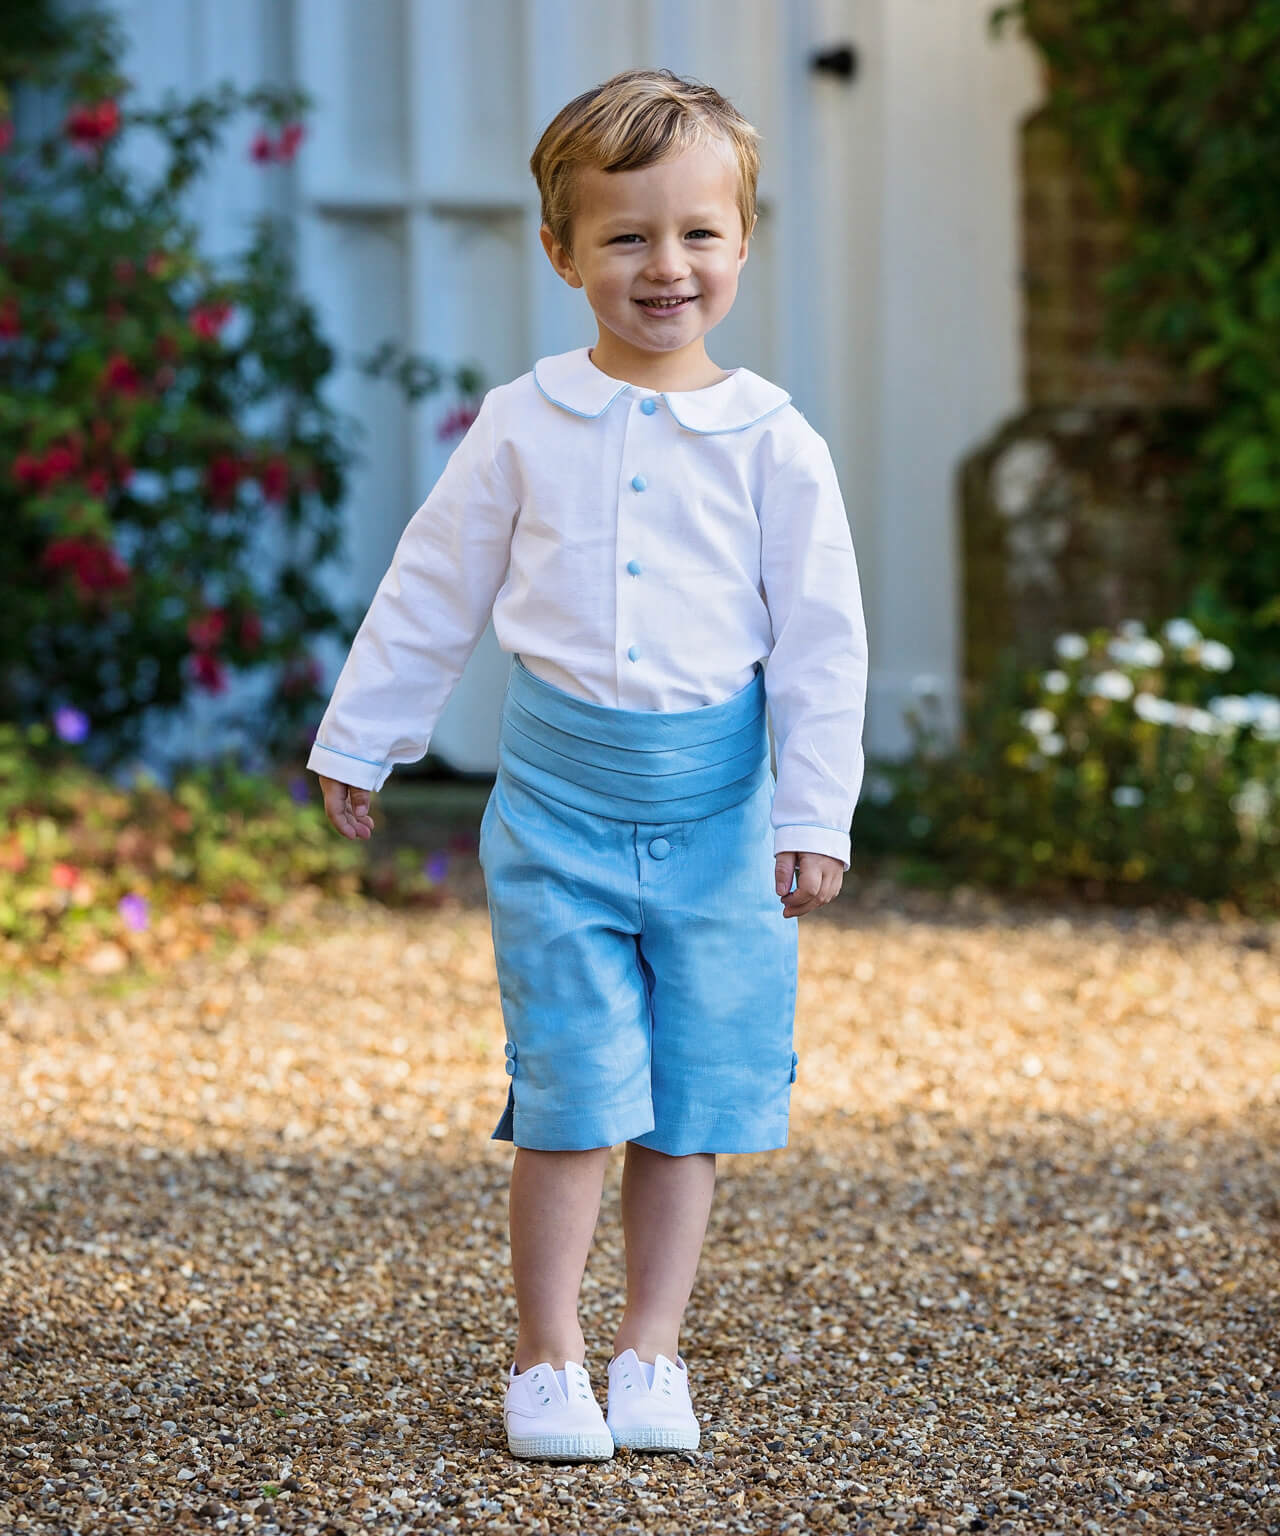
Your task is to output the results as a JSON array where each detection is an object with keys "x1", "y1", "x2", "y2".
[{"x1": 479, "y1": 655, "x2": 800, "y2": 1157}]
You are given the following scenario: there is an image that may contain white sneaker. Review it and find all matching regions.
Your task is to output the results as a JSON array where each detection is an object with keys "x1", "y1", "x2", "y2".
[
  {"x1": 502, "y1": 1359, "x2": 614, "y2": 1461},
  {"x1": 606, "y1": 1348, "x2": 701, "y2": 1451}
]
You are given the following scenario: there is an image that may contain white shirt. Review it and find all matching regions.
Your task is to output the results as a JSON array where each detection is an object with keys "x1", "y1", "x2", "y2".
[{"x1": 306, "y1": 346, "x2": 869, "y2": 868}]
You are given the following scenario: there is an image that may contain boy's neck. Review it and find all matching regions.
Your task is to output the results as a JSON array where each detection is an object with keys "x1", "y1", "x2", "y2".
[{"x1": 587, "y1": 338, "x2": 733, "y2": 394}]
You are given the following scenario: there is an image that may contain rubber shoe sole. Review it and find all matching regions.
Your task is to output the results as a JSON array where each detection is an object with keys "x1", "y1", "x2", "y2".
[{"x1": 506, "y1": 1426, "x2": 615, "y2": 1460}]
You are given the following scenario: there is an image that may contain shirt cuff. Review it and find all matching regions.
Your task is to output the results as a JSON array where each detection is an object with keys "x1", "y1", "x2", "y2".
[
  {"x1": 773, "y1": 824, "x2": 851, "y2": 871},
  {"x1": 306, "y1": 741, "x2": 391, "y2": 792}
]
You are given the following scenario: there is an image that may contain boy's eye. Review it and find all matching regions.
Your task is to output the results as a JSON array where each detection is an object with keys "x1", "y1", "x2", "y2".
[{"x1": 608, "y1": 230, "x2": 717, "y2": 244}]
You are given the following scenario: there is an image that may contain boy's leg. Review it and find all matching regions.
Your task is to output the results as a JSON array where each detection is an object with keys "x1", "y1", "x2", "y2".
[
  {"x1": 510, "y1": 1145, "x2": 612, "y2": 1373},
  {"x1": 610, "y1": 1143, "x2": 717, "y2": 1363}
]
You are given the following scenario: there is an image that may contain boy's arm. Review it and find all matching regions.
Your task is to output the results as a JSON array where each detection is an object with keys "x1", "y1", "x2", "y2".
[
  {"x1": 306, "y1": 390, "x2": 519, "y2": 793},
  {"x1": 759, "y1": 430, "x2": 869, "y2": 872}
]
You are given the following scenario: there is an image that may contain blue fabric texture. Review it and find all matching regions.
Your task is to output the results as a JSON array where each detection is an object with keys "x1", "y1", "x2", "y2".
[{"x1": 481, "y1": 655, "x2": 799, "y2": 1156}]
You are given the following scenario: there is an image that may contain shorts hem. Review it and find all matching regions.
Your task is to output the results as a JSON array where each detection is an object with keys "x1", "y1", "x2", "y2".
[
  {"x1": 628, "y1": 1115, "x2": 792, "y2": 1157},
  {"x1": 491, "y1": 1095, "x2": 657, "y2": 1152}
]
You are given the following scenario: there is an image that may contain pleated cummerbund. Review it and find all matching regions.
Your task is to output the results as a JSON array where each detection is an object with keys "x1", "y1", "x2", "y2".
[{"x1": 497, "y1": 654, "x2": 770, "y2": 823}]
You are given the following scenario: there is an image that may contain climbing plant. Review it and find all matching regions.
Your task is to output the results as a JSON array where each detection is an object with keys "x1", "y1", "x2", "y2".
[{"x1": 990, "y1": 0, "x2": 1280, "y2": 691}]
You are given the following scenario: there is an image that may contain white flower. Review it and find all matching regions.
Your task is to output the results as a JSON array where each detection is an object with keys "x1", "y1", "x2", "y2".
[
  {"x1": 1134, "y1": 691, "x2": 1177, "y2": 725},
  {"x1": 1208, "y1": 695, "x2": 1255, "y2": 728},
  {"x1": 1245, "y1": 693, "x2": 1280, "y2": 731},
  {"x1": 1117, "y1": 619, "x2": 1147, "y2": 639},
  {"x1": 1112, "y1": 786, "x2": 1144, "y2": 808},
  {"x1": 1131, "y1": 638, "x2": 1164, "y2": 668},
  {"x1": 1041, "y1": 670, "x2": 1070, "y2": 694},
  {"x1": 1163, "y1": 618, "x2": 1201, "y2": 650},
  {"x1": 910, "y1": 673, "x2": 943, "y2": 700},
  {"x1": 1089, "y1": 670, "x2": 1135, "y2": 702},
  {"x1": 1186, "y1": 707, "x2": 1226, "y2": 736},
  {"x1": 1020, "y1": 708, "x2": 1058, "y2": 737},
  {"x1": 1198, "y1": 639, "x2": 1233, "y2": 673},
  {"x1": 1230, "y1": 781, "x2": 1272, "y2": 822},
  {"x1": 1039, "y1": 732, "x2": 1065, "y2": 756},
  {"x1": 1054, "y1": 633, "x2": 1089, "y2": 662}
]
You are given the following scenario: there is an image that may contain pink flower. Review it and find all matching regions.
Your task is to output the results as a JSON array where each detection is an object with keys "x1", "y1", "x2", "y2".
[
  {"x1": 276, "y1": 122, "x2": 305, "y2": 162},
  {"x1": 189, "y1": 302, "x2": 232, "y2": 341},
  {"x1": 40, "y1": 537, "x2": 133, "y2": 597},
  {"x1": 85, "y1": 468, "x2": 111, "y2": 498},
  {"x1": 259, "y1": 456, "x2": 290, "y2": 503},
  {"x1": 51, "y1": 863, "x2": 80, "y2": 890},
  {"x1": 437, "y1": 404, "x2": 479, "y2": 441},
  {"x1": 187, "y1": 608, "x2": 228, "y2": 651},
  {"x1": 0, "y1": 297, "x2": 20, "y2": 339},
  {"x1": 191, "y1": 651, "x2": 228, "y2": 693},
  {"x1": 66, "y1": 100, "x2": 120, "y2": 147},
  {"x1": 0, "y1": 118, "x2": 13, "y2": 153},
  {"x1": 206, "y1": 454, "x2": 245, "y2": 506},
  {"x1": 102, "y1": 353, "x2": 144, "y2": 396},
  {"x1": 250, "y1": 130, "x2": 276, "y2": 164}
]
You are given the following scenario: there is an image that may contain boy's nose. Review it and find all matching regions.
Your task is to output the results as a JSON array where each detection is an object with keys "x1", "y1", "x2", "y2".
[{"x1": 644, "y1": 241, "x2": 691, "y2": 279}]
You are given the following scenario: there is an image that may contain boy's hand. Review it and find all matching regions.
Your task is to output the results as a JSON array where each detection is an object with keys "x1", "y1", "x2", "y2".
[
  {"x1": 775, "y1": 850, "x2": 843, "y2": 918},
  {"x1": 317, "y1": 774, "x2": 376, "y2": 840}
]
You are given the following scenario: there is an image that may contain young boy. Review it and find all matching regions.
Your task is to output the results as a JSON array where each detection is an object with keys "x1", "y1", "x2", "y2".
[{"x1": 307, "y1": 67, "x2": 868, "y2": 1461}]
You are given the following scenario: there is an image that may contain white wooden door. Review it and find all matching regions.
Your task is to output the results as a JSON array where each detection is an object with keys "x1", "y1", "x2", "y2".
[{"x1": 293, "y1": 0, "x2": 862, "y2": 773}]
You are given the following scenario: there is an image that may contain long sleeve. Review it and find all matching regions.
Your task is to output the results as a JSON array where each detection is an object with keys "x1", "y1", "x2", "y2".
[
  {"x1": 759, "y1": 431, "x2": 869, "y2": 869},
  {"x1": 306, "y1": 390, "x2": 519, "y2": 792}
]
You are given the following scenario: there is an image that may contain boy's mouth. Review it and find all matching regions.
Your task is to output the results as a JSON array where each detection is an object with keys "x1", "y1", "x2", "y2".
[{"x1": 635, "y1": 296, "x2": 697, "y2": 314}]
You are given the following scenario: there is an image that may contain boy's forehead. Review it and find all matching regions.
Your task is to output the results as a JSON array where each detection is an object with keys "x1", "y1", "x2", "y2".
[{"x1": 578, "y1": 141, "x2": 741, "y2": 220}]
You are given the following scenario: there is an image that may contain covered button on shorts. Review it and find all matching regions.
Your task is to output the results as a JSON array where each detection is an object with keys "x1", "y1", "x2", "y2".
[{"x1": 479, "y1": 654, "x2": 799, "y2": 1157}]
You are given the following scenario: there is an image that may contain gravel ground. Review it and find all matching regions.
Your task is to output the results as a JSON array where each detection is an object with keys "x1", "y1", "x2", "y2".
[{"x1": 1, "y1": 866, "x2": 1278, "y2": 1535}]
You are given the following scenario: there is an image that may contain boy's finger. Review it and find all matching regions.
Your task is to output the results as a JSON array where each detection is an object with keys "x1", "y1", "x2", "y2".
[{"x1": 774, "y1": 852, "x2": 797, "y2": 896}]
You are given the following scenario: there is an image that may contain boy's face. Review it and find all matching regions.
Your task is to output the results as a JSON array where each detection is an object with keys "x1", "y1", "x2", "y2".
[{"x1": 540, "y1": 138, "x2": 753, "y2": 373}]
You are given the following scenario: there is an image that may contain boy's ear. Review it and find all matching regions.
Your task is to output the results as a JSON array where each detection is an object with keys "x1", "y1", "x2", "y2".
[{"x1": 540, "y1": 224, "x2": 583, "y2": 289}]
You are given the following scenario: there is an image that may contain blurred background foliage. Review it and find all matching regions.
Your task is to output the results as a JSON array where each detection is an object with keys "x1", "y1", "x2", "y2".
[{"x1": 3, "y1": 0, "x2": 1279, "y2": 981}]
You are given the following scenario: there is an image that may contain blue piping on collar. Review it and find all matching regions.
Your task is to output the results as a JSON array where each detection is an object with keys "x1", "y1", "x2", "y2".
[
  {"x1": 533, "y1": 368, "x2": 630, "y2": 419},
  {"x1": 661, "y1": 394, "x2": 793, "y2": 435},
  {"x1": 534, "y1": 364, "x2": 793, "y2": 435}
]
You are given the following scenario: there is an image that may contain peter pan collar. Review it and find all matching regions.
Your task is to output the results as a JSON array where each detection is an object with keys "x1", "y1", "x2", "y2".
[{"x1": 533, "y1": 346, "x2": 791, "y2": 435}]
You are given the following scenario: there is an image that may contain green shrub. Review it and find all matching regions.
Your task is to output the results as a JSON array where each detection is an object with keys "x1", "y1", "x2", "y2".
[{"x1": 859, "y1": 618, "x2": 1280, "y2": 914}]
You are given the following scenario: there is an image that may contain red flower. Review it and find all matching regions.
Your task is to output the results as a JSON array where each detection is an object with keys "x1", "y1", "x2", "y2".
[
  {"x1": 437, "y1": 403, "x2": 479, "y2": 441},
  {"x1": 0, "y1": 297, "x2": 20, "y2": 339},
  {"x1": 0, "y1": 118, "x2": 12, "y2": 154},
  {"x1": 191, "y1": 650, "x2": 228, "y2": 693},
  {"x1": 239, "y1": 611, "x2": 264, "y2": 651},
  {"x1": 42, "y1": 442, "x2": 79, "y2": 483},
  {"x1": 206, "y1": 454, "x2": 245, "y2": 505},
  {"x1": 113, "y1": 257, "x2": 136, "y2": 284},
  {"x1": 250, "y1": 130, "x2": 276, "y2": 164},
  {"x1": 14, "y1": 453, "x2": 47, "y2": 489},
  {"x1": 276, "y1": 122, "x2": 305, "y2": 162},
  {"x1": 85, "y1": 468, "x2": 110, "y2": 498},
  {"x1": 187, "y1": 608, "x2": 227, "y2": 651},
  {"x1": 40, "y1": 537, "x2": 133, "y2": 597},
  {"x1": 260, "y1": 456, "x2": 290, "y2": 503},
  {"x1": 102, "y1": 353, "x2": 144, "y2": 396},
  {"x1": 51, "y1": 862, "x2": 80, "y2": 890},
  {"x1": 189, "y1": 301, "x2": 232, "y2": 341},
  {"x1": 66, "y1": 99, "x2": 120, "y2": 147}
]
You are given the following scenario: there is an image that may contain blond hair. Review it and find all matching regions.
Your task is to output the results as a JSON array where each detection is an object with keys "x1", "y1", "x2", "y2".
[{"x1": 530, "y1": 68, "x2": 761, "y2": 256}]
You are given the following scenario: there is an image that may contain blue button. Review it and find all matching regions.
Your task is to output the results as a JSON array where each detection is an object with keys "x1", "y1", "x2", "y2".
[
  {"x1": 504, "y1": 1059, "x2": 516, "y2": 1076},
  {"x1": 627, "y1": 645, "x2": 640, "y2": 662},
  {"x1": 648, "y1": 837, "x2": 671, "y2": 859},
  {"x1": 640, "y1": 398, "x2": 658, "y2": 415},
  {"x1": 631, "y1": 474, "x2": 647, "y2": 492},
  {"x1": 626, "y1": 559, "x2": 642, "y2": 576},
  {"x1": 504, "y1": 1041, "x2": 516, "y2": 1059}
]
